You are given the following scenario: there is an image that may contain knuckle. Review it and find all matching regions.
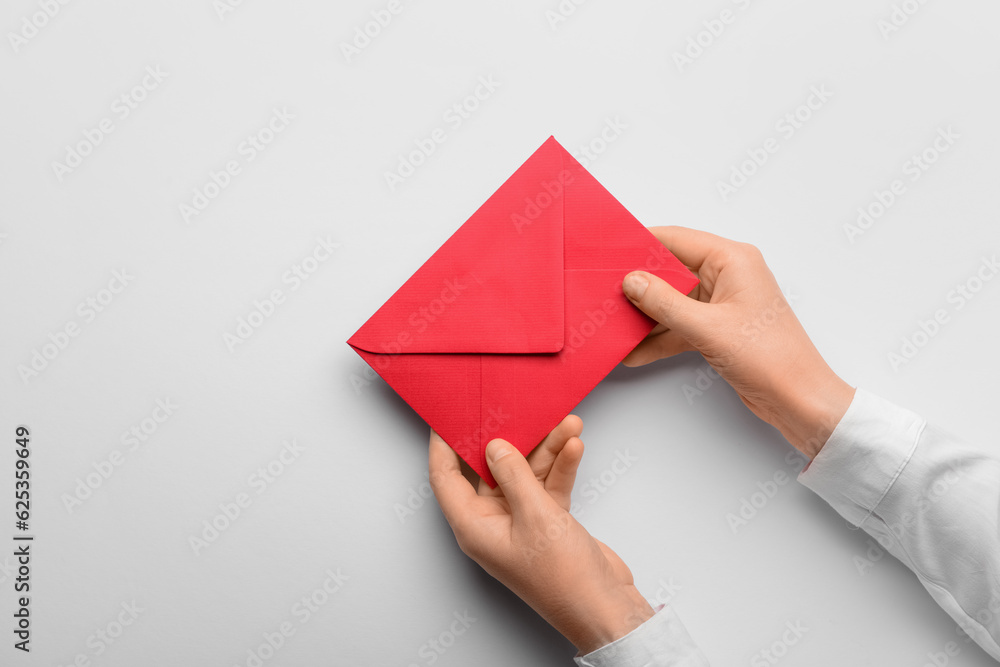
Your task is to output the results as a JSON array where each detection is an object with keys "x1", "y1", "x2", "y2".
[
  {"x1": 455, "y1": 533, "x2": 473, "y2": 552},
  {"x1": 428, "y1": 469, "x2": 446, "y2": 492},
  {"x1": 457, "y1": 538, "x2": 480, "y2": 561},
  {"x1": 500, "y1": 472, "x2": 526, "y2": 497},
  {"x1": 649, "y1": 290, "x2": 675, "y2": 322},
  {"x1": 736, "y1": 242, "x2": 765, "y2": 262},
  {"x1": 452, "y1": 521, "x2": 478, "y2": 551}
]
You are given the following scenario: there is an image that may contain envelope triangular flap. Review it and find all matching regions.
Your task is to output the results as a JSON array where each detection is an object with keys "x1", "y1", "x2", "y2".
[
  {"x1": 560, "y1": 144, "x2": 697, "y2": 293},
  {"x1": 348, "y1": 138, "x2": 566, "y2": 355}
]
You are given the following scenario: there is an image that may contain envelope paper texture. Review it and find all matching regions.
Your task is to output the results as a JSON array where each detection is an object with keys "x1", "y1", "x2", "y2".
[{"x1": 349, "y1": 137, "x2": 698, "y2": 486}]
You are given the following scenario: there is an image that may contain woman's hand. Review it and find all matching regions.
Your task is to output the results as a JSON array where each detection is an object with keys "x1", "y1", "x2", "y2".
[
  {"x1": 623, "y1": 226, "x2": 855, "y2": 458},
  {"x1": 429, "y1": 416, "x2": 654, "y2": 654}
]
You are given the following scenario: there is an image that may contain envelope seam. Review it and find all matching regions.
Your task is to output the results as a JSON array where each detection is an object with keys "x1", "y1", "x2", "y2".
[{"x1": 479, "y1": 354, "x2": 486, "y2": 479}]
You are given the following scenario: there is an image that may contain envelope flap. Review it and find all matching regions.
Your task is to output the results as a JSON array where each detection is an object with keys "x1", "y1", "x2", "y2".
[
  {"x1": 349, "y1": 139, "x2": 565, "y2": 355},
  {"x1": 558, "y1": 142, "x2": 701, "y2": 296}
]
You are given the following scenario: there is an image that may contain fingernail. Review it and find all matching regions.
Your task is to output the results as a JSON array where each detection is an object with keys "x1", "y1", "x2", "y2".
[
  {"x1": 486, "y1": 440, "x2": 511, "y2": 463},
  {"x1": 623, "y1": 273, "x2": 649, "y2": 301}
]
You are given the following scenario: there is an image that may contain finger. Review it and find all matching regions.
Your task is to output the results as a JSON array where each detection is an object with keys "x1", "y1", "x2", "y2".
[
  {"x1": 647, "y1": 322, "x2": 669, "y2": 337},
  {"x1": 545, "y1": 436, "x2": 584, "y2": 510},
  {"x1": 646, "y1": 226, "x2": 730, "y2": 272},
  {"x1": 429, "y1": 430, "x2": 479, "y2": 527},
  {"x1": 479, "y1": 415, "x2": 584, "y2": 498},
  {"x1": 485, "y1": 439, "x2": 549, "y2": 517},
  {"x1": 623, "y1": 330, "x2": 696, "y2": 366},
  {"x1": 623, "y1": 270, "x2": 707, "y2": 339},
  {"x1": 526, "y1": 414, "x2": 583, "y2": 481},
  {"x1": 476, "y1": 475, "x2": 492, "y2": 496}
]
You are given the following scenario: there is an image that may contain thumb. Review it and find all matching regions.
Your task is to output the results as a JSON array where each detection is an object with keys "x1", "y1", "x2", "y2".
[
  {"x1": 485, "y1": 439, "x2": 543, "y2": 513},
  {"x1": 622, "y1": 271, "x2": 703, "y2": 339}
]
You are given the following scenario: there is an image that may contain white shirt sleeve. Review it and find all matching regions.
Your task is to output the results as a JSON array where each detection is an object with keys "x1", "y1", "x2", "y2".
[
  {"x1": 798, "y1": 387, "x2": 1000, "y2": 660},
  {"x1": 576, "y1": 386, "x2": 1000, "y2": 664},
  {"x1": 574, "y1": 604, "x2": 711, "y2": 667}
]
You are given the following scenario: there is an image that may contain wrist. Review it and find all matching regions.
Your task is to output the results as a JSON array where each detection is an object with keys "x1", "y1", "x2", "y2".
[
  {"x1": 566, "y1": 585, "x2": 654, "y2": 655},
  {"x1": 771, "y1": 364, "x2": 854, "y2": 459}
]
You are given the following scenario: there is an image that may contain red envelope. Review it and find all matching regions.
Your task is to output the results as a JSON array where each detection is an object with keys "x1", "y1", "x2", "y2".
[{"x1": 348, "y1": 137, "x2": 698, "y2": 486}]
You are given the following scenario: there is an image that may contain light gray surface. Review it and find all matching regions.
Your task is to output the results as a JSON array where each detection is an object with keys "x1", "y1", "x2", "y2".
[{"x1": 2, "y1": 1, "x2": 999, "y2": 665}]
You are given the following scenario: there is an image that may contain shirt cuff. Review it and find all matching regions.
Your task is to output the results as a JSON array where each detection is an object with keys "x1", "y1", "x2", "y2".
[
  {"x1": 574, "y1": 604, "x2": 710, "y2": 667},
  {"x1": 797, "y1": 387, "x2": 925, "y2": 528}
]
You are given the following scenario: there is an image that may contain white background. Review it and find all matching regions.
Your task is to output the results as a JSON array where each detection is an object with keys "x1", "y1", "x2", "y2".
[{"x1": 2, "y1": 0, "x2": 999, "y2": 665}]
